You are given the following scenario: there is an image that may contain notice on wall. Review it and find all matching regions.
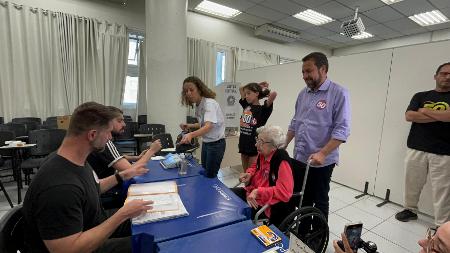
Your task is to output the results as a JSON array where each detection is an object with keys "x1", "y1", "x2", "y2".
[{"x1": 216, "y1": 82, "x2": 241, "y2": 135}]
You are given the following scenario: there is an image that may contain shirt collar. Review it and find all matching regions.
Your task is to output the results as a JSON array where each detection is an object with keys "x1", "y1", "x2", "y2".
[{"x1": 307, "y1": 78, "x2": 331, "y2": 93}]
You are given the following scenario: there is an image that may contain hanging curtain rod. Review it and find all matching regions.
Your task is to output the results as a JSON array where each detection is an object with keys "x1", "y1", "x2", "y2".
[{"x1": 0, "y1": 0, "x2": 122, "y2": 26}]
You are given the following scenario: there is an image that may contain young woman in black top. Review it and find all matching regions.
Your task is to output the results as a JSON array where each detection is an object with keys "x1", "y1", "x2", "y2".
[{"x1": 238, "y1": 82, "x2": 277, "y2": 171}]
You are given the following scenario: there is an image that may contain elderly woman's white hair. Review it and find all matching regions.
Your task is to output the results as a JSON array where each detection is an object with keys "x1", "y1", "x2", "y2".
[{"x1": 256, "y1": 125, "x2": 286, "y2": 149}]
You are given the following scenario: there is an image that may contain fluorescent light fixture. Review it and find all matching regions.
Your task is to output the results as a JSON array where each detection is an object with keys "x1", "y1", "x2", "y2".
[
  {"x1": 339, "y1": 31, "x2": 373, "y2": 39},
  {"x1": 409, "y1": 10, "x2": 449, "y2": 27},
  {"x1": 379, "y1": 0, "x2": 404, "y2": 5},
  {"x1": 293, "y1": 9, "x2": 333, "y2": 25},
  {"x1": 351, "y1": 31, "x2": 373, "y2": 39},
  {"x1": 195, "y1": 0, "x2": 241, "y2": 18}
]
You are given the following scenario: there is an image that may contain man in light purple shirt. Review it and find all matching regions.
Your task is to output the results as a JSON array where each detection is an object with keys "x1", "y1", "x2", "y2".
[{"x1": 285, "y1": 52, "x2": 351, "y2": 219}]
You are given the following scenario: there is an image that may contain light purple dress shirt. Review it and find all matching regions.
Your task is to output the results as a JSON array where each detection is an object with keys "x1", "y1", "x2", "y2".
[{"x1": 288, "y1": 78, "x2": 351, "y2": 166}]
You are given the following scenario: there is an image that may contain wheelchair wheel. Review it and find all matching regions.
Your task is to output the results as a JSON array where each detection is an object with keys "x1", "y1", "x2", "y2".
[{"x1": 278, "y1": 206, "x2": 329, "y2": 253}]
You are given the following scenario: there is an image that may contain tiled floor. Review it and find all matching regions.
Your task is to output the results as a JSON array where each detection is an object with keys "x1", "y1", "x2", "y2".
[{"x1": 0, "y1": 166, "x2": 434, "y2": 253}]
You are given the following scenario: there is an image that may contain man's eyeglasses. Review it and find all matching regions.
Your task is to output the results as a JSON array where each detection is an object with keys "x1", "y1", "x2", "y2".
[
  {"x1": 255, "y1": 137, "x2": 272, "y2": 145},
  {"x1": 426, "y1": 227, "x2": 437, "y2": 253}
]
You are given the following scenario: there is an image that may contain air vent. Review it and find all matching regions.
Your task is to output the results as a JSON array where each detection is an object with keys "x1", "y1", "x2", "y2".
[{"x1": 254, "y1": 24, "x2": 300, "y2": 43}]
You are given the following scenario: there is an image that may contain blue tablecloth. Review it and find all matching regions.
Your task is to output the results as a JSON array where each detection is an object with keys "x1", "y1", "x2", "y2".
[
  {"x1": 133, "y1": 158, "x2": 203, "y2": 184},
  {"x1": 132, "y1": 176, "x2": 252, "y2": 247},
  {"x1": 156, "y1": 220, "x2": 290, "y2": 253}
]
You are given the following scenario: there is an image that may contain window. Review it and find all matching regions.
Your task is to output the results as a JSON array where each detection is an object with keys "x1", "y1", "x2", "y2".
[
  {"x1": 123, "y1": 33, "x2": 143, "y2": 107},
  {"x1": 216, "y1": 51, "x2": 226, "y2": 85}
]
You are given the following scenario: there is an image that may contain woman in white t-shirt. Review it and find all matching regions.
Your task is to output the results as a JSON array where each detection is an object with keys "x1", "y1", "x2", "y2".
[{"x1": 179, "y1": 76, "x2": 226, "y2": 178}]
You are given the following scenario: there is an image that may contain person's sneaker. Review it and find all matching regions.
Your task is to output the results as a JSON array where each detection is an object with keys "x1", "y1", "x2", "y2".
[{"x1": 395, "y1": 209, "x2": 418, "y2": 222}]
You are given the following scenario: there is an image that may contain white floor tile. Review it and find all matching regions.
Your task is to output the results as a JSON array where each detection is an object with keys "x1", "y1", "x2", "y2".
[
  {"x1": 385, "y1": 215, "x2": 432, "y2": 238},
  {"x1": 329, "y1": 197, "x2": 349, "y2": 213},
  {"x1": 328, "y1": 213, "x2": 350, "y2": 237},
  {"x1": 219, "y1": 175, "x2": 240, "y2": 188},
  {"x1": 329, "y1": 186, "x2": 362, "y2": 205},
  {"x1": 330, "y1": 181, "x2": 343, "y2": 190},
  {"x1": 351, "y1": 196, "x2": 399, "y2": 220},
  {"x1": 371, "y1": 219, "x2": 423, "y2": 252},
  {"x1": 362, "y1": 231, "x2": 411, "y2": 253},
  {"x1": 218, "y1": 166, "x2": 236, "y2": 177},
  {"x1": 335, "y1": 205, "x2": 383, "y2": 230},
  {"x1": 326, "y1": 233, "x2": 339, "y2": 253}
]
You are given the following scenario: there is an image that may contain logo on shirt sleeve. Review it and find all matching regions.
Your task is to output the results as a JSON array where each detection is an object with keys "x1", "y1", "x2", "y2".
[{"x1": 316, "y1": 100, "x2": 327, "y2": 110}]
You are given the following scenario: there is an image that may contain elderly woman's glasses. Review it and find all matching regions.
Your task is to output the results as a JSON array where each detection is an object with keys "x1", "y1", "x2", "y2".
[
  {"x1": 426, "y1": 227, "x2": 438, "y2": 253},
  {"x1": 255, "y1": 137, "x2": 271, "y2": 145}
]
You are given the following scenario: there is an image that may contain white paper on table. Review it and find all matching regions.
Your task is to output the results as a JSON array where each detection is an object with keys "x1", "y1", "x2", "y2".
[
  {"x1": 151, "y1": 156, "x2": 165, "y2": 161},
  {"x1": 131, "y1": 193, "x2": 188, "y2": 224},
  {"x1": 127, "y1": 181, "x2": 177, "y2": 196},
  {"x1": 161, "y1": 147, "x2": 176, "y2": 152},
  {"x1": 126, "y1": 193, "x2": 180, "y2": 212}
]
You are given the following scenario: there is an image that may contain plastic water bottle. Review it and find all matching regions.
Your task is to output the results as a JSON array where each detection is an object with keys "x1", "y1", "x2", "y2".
[{"x1": 178, "y1": 154, "x2": 188, "y2": 175}]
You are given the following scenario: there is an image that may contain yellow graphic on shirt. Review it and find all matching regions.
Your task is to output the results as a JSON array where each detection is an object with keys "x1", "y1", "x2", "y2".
[{"x1": 423, "y1": 101, "x2": 449, "y2": 110}]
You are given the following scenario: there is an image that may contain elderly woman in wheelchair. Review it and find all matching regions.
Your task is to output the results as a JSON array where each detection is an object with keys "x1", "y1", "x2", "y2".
[{"x1": 231, "y1": 125, "x2": 294, "y2": 227}]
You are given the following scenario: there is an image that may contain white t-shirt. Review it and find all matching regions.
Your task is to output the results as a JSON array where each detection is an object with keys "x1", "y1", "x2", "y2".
[{"x1": 195, "y1": 97, "x2": 225, "y2": 143}]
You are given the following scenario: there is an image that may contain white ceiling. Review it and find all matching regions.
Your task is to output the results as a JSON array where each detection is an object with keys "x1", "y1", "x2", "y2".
[{"x1": 187, "y1": 0, "x2": 450, "y2": 49}]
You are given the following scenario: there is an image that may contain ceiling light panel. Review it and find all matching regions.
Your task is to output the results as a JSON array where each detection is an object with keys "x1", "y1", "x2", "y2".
[
  {"x1": 195, "y1": 0, "x2": 241, "y2": 19},
  {"x1": 293, "y1": 9, "x2": 333, "y2": 26},
  {"x1": 409, "y1": 10, "x2": 449, "y2": 27},
  {"x1": 351, "y1": 31, "x2": 374, "y2": 39}
]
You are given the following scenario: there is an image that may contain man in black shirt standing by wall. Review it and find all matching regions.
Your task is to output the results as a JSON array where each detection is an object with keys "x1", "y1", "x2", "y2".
[
  {"x1": 23, "y1": 102, "x2": 153, "y2": 253},
  {"x1": 395, "y1": 62, "x2": 450, "y2": 227}
]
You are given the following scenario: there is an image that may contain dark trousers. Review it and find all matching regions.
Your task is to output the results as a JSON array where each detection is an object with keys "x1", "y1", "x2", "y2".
[
  {"x1": 94, "y1": 209, "x2": 132, "y2": 253},
  {"x1": 298, "y1": 161, "x2": 335, "y2": 219},
  {"x1": 201, "y1": 138, "x2": 226, "y2": 178}
]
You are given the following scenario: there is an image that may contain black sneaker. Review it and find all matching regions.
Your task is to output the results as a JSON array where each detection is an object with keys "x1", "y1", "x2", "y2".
[{"x1": 395, "y1": 209, "x2": 418, "y2": 222}]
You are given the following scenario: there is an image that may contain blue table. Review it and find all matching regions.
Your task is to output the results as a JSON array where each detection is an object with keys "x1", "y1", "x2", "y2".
[
  {"x1": 132, "y1": 176, "x2": 252, "y2": 249},
  {"x1": 156, "y1": 220, "x2": 290, "y2": 253},
  {"x1": 133, "y1": 158, "x2": 203, "y2": 184}
]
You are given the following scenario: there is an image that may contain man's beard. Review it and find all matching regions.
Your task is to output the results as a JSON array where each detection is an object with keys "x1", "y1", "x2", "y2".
[{"x1": 305, "y1": 78, "x2": 320, "y2": 90}]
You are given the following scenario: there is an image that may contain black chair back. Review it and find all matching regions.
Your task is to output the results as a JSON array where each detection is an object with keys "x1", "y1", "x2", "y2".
[
  {"x1": 0, "y1": 131, "x2": 15, "y2": 146},
  {"x1": 1, "y1": 123, "x2": 27, "y2": 137},
  {"x1": 138, "y1": 115, "x2": 147, "y2": 125},
  {"x1": 12, "y1": 117, "x2": 42, "y2": 125},
  {"x1": 139, "y1": 124, "x2": 165, "y2": 135},
  {"x1": 123, "y1": 115, "x2": 133, "y2": 122},
  {"x1": 27, "y1": 129, "x2": 66, "y2": 156},
  {"x1": 43, "y1": 117, "x2": 58, "y2": 129},
  {"x1": 152, "y1": 133, "x2": 174, "y2": 149},
  {"x1": 0, "y1": 117, "x2": 3, "y2": 125},
  {"x1": 114, "y1": 122, "x2": 138, "y2": 141},
  {"x1": 0, "y1": 205, "x2": 25, "y2": 253}
]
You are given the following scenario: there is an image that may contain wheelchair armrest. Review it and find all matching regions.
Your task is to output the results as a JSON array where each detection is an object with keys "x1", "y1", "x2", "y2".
[{"x1": 254, "y1": 204, "x2": 269, "y2": 224}]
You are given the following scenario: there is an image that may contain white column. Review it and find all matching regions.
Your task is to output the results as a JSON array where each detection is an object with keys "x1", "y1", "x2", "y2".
[{"x1": 145, "y1": 0, "x2": 187, "y2": 137}]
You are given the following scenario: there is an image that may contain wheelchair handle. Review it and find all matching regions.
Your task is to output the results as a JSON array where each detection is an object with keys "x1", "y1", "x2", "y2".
[
  {"x1": 298, "y1": 159, "x2": 312, "y2": 209},
  {"x1": 254, "y1": 204, "x2": 269, "y2": 224}
]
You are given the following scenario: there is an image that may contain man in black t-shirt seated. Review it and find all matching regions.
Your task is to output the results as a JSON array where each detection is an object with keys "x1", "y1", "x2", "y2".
[
  {"x1": 87, "y1": 106, "x2": 161, "y2": 208},
  {"x1": 23, "y1": 102, "x2": 153, "y2": 253}
]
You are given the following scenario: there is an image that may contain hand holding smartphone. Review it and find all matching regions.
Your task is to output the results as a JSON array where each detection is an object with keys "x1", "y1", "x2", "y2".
[{"x1": 338, "y1": 222, "x2": 363, "y2": 252}]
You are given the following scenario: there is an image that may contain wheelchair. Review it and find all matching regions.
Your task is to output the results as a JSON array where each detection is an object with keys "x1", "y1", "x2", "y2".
[{"x1": 252, "y1": 159, "x2": 329, "y2": 253}]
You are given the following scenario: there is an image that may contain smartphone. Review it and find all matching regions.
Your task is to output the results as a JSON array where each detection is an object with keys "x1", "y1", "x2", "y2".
[{"x1": 344, "y1": 222, "x2": 363, "y2": 252}]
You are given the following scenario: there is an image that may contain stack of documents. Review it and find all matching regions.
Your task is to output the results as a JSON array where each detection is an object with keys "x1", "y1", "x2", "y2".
[{"x1": 126, "y1": 181, "x2": 188, "y2": 224}]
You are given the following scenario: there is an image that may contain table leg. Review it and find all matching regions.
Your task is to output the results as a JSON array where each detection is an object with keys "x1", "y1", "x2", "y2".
[{"x1": 12, "y1": 149, "x2": 22, "y2": 204}]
